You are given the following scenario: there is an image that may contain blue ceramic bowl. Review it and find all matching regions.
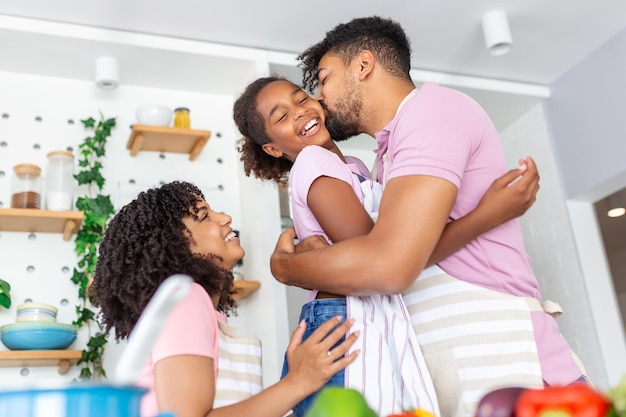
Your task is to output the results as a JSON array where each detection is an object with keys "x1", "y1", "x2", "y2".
[{"x1": 0, "y1": 322, "x2": 77, "y2": 350}]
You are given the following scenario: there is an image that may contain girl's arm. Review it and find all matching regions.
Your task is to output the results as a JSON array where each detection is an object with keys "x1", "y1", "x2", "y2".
[
  {"x1": 426, "y1": 157, "x2": 539, "y2": 265},
  {"x1": 307, "y1": 157, "x2": 539, "y2": 259},
  {"x1": 154, "y1": 316, "x2": 359, "y2": 417}
]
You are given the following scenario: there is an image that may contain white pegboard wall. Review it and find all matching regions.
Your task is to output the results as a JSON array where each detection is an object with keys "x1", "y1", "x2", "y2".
[{"x1": 0, "y1": 70, "x2": 250, "y2": 385}]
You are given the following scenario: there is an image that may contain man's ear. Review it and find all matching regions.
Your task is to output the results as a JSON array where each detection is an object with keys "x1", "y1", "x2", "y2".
[
  {"x1": 356, "y1": 50, "x2": 375, "y2": 80},
  {"x1": 262, "y1": 143, "x2": 284, "y2": 158}
]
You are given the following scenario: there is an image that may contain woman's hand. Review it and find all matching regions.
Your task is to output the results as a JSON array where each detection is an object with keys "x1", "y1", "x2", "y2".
[{"x1": 282, "y1": 316, "x2": 359, "y2": 399}]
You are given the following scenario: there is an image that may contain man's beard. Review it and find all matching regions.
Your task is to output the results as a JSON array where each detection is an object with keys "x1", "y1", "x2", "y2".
[{"x1": 320, "y1": 88, "x2": 362, "y2": 142}]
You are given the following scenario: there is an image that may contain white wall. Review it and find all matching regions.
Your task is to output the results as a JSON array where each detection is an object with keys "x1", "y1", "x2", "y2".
[
  {"x1": 0, "y1": 69, "x2": 287, "y2": 386},
  {"x1": 500, "y1": 104, "x2": 610, "y2": 388}
]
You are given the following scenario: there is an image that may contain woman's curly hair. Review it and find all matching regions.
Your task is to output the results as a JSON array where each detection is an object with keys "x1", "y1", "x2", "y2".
[
  {"x1": 298, "y1": 16, "x2": 412, "y2": 93},
  {"x1": 91, "y1": 181, "x2": 237, "y2": 341},
  {"x1": 234, "y1": 75, "x2": 293, "y2": 188}
]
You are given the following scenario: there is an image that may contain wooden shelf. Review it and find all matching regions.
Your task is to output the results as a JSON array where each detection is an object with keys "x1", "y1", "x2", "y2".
[
  {"x1": 233, "y1": 280, "x2": 260, "y2": 301},
  {"x1": 0, "y1": 350, "x2": 82, "y2": 375},
  {"x1": 126, "y1": 125, "x2": 212, "y2": 161},
  {"x1": 0, "y1": 208, "x2": 84, "y2": 241}
]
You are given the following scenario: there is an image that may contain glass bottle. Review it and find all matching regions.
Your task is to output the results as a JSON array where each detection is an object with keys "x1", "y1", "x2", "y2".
[
  {"x1": 45, "y1": 150, "x2": 75, "y2": 210},
  {"x1": 11, "y1": 163, "x2": 42, "y2": 209}
]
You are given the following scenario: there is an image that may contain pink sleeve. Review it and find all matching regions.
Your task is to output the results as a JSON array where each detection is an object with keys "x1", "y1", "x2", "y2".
[
  {"x1": 291, "y1": 146, "x2": 356, "y2": 195},
  {"x1": 152, "y1": 283, "x2": 220, "y2": 377}
]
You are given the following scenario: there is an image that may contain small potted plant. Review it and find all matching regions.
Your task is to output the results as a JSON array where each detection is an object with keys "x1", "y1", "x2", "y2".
[{"x1": 0, "y1": 278, "x2": 11, "y2": 309}]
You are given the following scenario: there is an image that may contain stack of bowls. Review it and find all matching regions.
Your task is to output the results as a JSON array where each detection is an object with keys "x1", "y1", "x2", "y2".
[
  {"x1": 0, "y1": 302, "x2": 77, "y2": 350},
  {"x1": 16, "y1": 302, "x2": 58, "y2": 322}
]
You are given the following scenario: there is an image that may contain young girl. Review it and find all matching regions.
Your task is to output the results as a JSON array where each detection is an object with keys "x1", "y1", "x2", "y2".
[
  {"x1": 233, "y1": 77, "x2": 539, "y2": 417},
  {"x1": 91, "y1": 181, "x2": 359, "y2": 417}
]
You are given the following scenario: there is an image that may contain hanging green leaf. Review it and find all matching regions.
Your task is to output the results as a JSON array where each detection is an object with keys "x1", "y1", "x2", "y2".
[
  {"x1": 0, "y1": 278, "x2": 11, "y2": 309},
  {"x1": 72, "y1": 113, "x2": 116, "y2": 381}
]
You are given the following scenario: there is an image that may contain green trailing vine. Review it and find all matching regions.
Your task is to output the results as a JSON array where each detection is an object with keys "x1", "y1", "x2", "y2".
[{"x1": 71, "y1": 114, "x2": 116, "y2": 380}]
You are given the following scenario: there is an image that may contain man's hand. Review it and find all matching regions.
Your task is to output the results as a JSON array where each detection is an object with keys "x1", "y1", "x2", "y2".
[
  {"x1": 294, "y1": 235, "x2": 330, "y2": 253},
  {"x1": 271, "y1": 228, "x2": 330, "y2": 286},
  {"x1": 273, "y1": 227, "x2": 298, "y2": 257}
]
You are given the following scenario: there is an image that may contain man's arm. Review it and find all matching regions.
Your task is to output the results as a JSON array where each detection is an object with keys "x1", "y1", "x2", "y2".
[{"x1": 271, "y1": 175, "x2": 457, "y2": 295}]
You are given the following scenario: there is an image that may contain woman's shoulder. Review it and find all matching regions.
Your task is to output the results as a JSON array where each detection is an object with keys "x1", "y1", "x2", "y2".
[{"x1": 181, "y1": 283, "x2": 217, "y2": 314}]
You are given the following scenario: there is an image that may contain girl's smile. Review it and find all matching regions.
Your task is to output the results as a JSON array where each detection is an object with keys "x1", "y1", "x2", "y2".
[{"x1": 256, "y1": 80, "x2": 336, "y2": 162}]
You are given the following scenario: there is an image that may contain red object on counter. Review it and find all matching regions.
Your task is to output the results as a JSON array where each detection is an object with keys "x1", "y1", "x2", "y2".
[{"x1": 515, "y1": 384, "x2": 611, "y2": 417}]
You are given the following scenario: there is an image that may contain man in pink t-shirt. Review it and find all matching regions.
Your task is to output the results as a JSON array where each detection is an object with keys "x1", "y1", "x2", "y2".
[{"x1": 271, "y1": 16, "x2": 586, "y2": 417}]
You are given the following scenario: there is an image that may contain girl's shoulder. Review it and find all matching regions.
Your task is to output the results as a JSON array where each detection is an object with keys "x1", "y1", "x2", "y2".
[
  {"x1": 294, "y1": 145, "x2": 347, "y2": 172},
  {"x1": 290, "y1": 146, "x2": 354, "y2": 191}
]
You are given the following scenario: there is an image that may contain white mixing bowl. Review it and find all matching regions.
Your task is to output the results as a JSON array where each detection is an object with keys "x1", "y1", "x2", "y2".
[{"x1": 135, "y1": 104, "x2": 173, "y2": 126}]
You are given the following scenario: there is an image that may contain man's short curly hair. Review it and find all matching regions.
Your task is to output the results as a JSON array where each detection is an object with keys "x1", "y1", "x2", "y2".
[
  {"x1": 234, "y1": 75, "x2": 294, "y2": 187},
  {"x1": 298, "y1": 16, "x2": 412, "y2": 93},
  {"x1": 91, "y1": 181, "x2": 237, "y2": 341}
]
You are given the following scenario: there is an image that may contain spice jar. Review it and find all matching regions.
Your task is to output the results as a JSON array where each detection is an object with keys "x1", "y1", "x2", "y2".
[
  {"x1": 11, "y1": 163, "x2": 42, "y2": 209},
  {"x1": 174, "y1": 107, "x2": 190, "y2": 128},
  {"x1": 45, "y1": 150, "x2": 75, "y2": 210}
]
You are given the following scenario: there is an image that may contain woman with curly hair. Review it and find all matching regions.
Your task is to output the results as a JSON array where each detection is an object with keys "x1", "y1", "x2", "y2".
[
  {"x1": 91, "y1": 181, "x2": 359, "y2": 417},
  {"x1": 233, "y1": 77, "x2": 539, "y2": 417}
]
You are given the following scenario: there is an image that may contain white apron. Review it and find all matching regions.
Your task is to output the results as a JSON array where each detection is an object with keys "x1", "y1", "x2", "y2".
[{"x1": 213, "y1": 321, "x2": 263, "y2": 408}]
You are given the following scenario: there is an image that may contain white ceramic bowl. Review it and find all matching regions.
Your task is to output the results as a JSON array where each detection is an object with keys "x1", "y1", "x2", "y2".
[{"x1": 135, "y1": 104, "x2": 172, "y2": 126}]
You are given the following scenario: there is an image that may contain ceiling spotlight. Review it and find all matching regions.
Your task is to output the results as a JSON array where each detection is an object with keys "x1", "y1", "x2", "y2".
[
  {"x1": 95, "y1": 56, "x2": 119, "y2": 90},
  {"x1": 482, "y1": 10, "x2": 513, "y2": 56},
  {"x1": 607, "y1": 193, "x2": 625, "y2": 218}
]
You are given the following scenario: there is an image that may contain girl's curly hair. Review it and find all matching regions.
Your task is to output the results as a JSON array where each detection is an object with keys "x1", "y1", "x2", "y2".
[
  {"x1": 234, "y1": 75, "x2": 293, "y2": 187},
  {"x1": 298, "y1": 16, "x2": 412, "y2": 93},
  {"x1": 91, "y1": 181, "x2": 237, "y2": 341}
]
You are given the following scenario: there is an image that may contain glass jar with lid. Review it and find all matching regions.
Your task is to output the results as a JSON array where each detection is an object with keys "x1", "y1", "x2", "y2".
[
  {"x1": 45, "y1": 150, "x2": 75, "y2": 210},
  {"x1": 174, "y1": 107, "x2": 190, "y2": 128},
  {"x1": 11, "y1": 163, "x2": 42, "y2": 209}
]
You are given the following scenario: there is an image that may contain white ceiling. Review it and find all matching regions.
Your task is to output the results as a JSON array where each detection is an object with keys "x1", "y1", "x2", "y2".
[
  {"x1": 2, "y1": 0, "x2": 626, "y2": 131},
  {"x1": 1, "y1": 0, "x2": 625, "y2": 85}
]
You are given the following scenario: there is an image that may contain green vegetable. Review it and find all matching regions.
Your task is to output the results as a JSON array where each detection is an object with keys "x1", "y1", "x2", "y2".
[
  {"x1": 607, "y1": 375, "x2": 626, "y2": 417},
  {"x1": 305, "y1": 387, "x2": 377, "y2": 417}
]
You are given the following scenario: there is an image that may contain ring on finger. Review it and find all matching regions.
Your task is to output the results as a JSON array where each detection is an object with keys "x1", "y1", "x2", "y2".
[{"x1": 327, "y1": 350, "x2": 335, "y2": 361}]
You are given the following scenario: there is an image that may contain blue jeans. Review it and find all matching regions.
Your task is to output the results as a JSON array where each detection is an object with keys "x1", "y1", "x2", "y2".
[{"x1": 280, "y1": 298, "x2": 347, "y2": 417}]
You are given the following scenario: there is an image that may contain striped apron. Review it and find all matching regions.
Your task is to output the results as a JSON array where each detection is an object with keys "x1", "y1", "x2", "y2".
[
  {"x1": 213, "y1": 321, "x2": 263, "y2": 408},
  {"x1": 345, "y1": 175, "x2": 440, "y2": 417},
  {"x1": 402, "y1": 266, "x2": 545, "y2": 417},
  {"x1": 346, "y1": 293, "x2": 441, "y2": 417}
]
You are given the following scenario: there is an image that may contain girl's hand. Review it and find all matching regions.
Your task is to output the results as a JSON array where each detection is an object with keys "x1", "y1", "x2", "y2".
[
  {"x1": 283, "y1": 316, "x2": 360, "y2": 398},
  {"x1": 476, "y1": 156, "x2": 540, "y2": 225}
]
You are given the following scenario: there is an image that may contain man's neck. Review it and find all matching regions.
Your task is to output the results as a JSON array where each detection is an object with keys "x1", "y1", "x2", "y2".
[{"x1": 361, "y1": 80, "x2": 416, "y2": 136}]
